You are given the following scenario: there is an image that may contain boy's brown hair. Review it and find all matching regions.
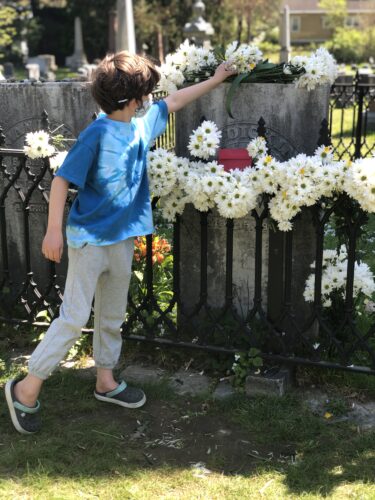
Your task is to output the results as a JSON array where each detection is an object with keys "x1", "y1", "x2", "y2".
[{"x1": 91, "y1": 51, "x2": 160, "y2": 114}]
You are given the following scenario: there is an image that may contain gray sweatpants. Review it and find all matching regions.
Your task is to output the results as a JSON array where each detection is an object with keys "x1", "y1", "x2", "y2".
[{"x1": 29, "y1": 238, "x2": 134, "y2": 380}]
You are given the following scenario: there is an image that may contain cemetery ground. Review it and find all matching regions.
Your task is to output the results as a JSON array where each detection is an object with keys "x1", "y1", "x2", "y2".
[
  {"x1": 1, "y1": 208, "x2": 375, "y2": 499},
  {"x1": 0, "y1": 338, "x2": 375, "y2": 499}
]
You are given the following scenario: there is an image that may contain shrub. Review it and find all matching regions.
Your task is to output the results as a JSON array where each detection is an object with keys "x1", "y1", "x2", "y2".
[{"x1": 325, "y1": 27, "x2": 375, "y2": 64}]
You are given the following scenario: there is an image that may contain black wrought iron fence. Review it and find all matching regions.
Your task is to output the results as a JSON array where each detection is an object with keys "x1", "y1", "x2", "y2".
[
  {"x1": 329, "y1": 73, "x2": 375, "y2": 160},
  {"x1": 1, "y1": 114, "x2": 375, "y2": 375}
]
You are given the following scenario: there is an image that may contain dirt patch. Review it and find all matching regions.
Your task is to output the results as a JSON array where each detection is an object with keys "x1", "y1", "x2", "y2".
[{"x1": 68, "y1": 397, "x2": 295, "y2": 475}]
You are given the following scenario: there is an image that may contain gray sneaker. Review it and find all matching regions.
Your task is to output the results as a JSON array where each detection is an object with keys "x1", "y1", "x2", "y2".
[
  {"x1": 94, "y1": 380, "x2": 146, "y2": 409},
  {"x1": 5, "y1": 379, "x2": 41, "y2": 434}
]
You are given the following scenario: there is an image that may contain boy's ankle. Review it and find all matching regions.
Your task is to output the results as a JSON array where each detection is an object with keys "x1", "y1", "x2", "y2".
[
  {"x1": 95, "y1": 381, "x2": 119, "y2": 394},
  {"x1": 14, "y1": 380, "x2": 39, "y2": 408}
]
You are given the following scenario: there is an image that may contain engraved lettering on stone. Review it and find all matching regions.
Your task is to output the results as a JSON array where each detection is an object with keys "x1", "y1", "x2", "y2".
[{"x1": 221, "y1": 121, "x2": 301, "y2": 161}]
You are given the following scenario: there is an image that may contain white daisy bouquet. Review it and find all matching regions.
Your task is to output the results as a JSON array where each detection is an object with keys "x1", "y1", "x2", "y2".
[
  {"x1": 304, "y1": 246, "x2": 375, "y2": 308},
  {"x1": 158, "y1": 41, "x2": 338, "y2": 118},
  {"x1": 157, "y1": 40, "x2": 217, "y2": 93},
  {"x1": 292, "y1": 48, "x2": 338, "y2": 91},
  {"x1": 24, "y1": 131, "x2": 56, "y2": 159},
  {"x1": 23, "y1": 128, "x2": 69, "y2": 172},
  {"x1": 187, "y1": 120, "x2": 222, "y2": 160},
  {"x1": 224, "y1": 41, "x2": 263, "y2": 73}
]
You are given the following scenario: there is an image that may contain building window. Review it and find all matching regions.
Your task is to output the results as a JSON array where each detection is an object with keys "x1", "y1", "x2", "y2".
[
  {"x1": 345, "y1": 16, "x2": 361, "y2": 28},
  {"x1": 321, "y1": 16, "x2": 331, "y2": 30},
  {"x1": 291, "y1": 16, "x2": 301, "y2": 33}
]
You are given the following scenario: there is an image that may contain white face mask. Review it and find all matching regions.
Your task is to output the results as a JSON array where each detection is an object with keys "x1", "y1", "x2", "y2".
[{"x1": 134, "y1": 96, "x2": 153, "y2": 118}]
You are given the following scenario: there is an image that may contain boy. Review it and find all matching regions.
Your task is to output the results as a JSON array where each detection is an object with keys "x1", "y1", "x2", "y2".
[{"x1": 5, "y1": 51, "x2": 234, "y2": 434}]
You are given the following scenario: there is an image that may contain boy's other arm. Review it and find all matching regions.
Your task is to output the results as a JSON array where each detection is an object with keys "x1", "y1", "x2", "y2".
[
  {"x1": 42, "y1": 176, "x2": 69, "y2": 263},
  {"x1": 164, "y1": 63, "x2": 236, "y2": 113}
]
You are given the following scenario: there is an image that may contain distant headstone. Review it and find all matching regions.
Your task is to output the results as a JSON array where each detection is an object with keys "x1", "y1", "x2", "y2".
[
  {"x1": 3, "y1": 62, "x2": 14, "y2": 79},
  {"x1": 279, "y1": 5, "x2": 291, "y2": 63},
  {"x1": 77, "y1": 63, "x2": 97, "y2": 80},
  {"x1": 20, "y1": 40, "x2": 29, "y2": 63},
  {"x1": 108, "y1": 8, "x2": 117, "y2": 53},
  {"x1": 26, "y1": 63, "x2": 40, "y2": 80},
  {"x1": 0, "y1": 65, "x2": 5, "y2": 81},
  {"x1": 66, "y1": 17, "x2": 88, "y2": 70},
  {"x1": 27, "y1": 54, "x2": 57, "y2": 79},
  {"x1": 116, "y1": 0, "x2": 136, "y2": 53}
]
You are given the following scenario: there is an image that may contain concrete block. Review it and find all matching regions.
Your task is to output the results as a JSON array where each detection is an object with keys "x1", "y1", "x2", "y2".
[
  {"x1": 169, "y1": 369, "x2": 211, "y2": 396},
  {"x1": 245, "y1": 368, "x2": 292, "y2": 397},
  {"x1": 120, "y1": 365, "x2": 167, "y2": 385},
  {"x1": 212, "y1": 379, "x2": 236, "y2": 400}
]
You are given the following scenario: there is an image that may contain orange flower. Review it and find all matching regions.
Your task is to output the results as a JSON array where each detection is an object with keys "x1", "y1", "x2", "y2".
[{"x1": 134, "y1": 235, "x2": 171, "y2": 265}]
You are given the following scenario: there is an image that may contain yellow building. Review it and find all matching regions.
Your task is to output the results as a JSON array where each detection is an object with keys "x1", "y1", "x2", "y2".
[{"x1": 281, "y1": 0, "x2": 375, "y2": 44}]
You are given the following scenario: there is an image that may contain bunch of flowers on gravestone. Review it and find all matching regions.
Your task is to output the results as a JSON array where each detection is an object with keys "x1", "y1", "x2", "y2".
[
  {"x1": 158, "y1": 40, "x2": 217, "y2": 94},
  {"x1": 157, "y1": 41, "x2": 338, "y2": 116},
  {"x1": 224, "y1": 41, "x2": 263, "y2": 73},
  {"x1": 304, "y1": 246, "x2": 375, "y2": 308},
  {"x1": 23, "y1": 129, "x2": 68, "y2": 172},
  {"x1": 285, "y1": 48, "x2": 338, "y2": 91}
]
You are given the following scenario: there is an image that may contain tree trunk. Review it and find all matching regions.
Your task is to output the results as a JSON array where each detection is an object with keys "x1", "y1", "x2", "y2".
[
  {"x1": 157, "y1": 27, "x2": 164, "y2": 63},
  {"x1": 237, "y1": 14, "x2": 243, "y2": 43},
  {"x1": 246, "y1": 11, "x2": 252, "y2": 42},
  {"x1": 30, "y1": 0, "x2": 40, "y2": 16}
]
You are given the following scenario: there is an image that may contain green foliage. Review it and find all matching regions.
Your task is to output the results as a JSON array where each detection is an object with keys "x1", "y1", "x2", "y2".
[
  {"x1": 231, "y1": 347, "x2": 263, "y2": 388},
  {"x1": 325, "y1": 27, "x2": 369, "y2": 64},
  {"x1": 0, "y1": 1, "x2": 43, "y2": 63},
  {"x1": 128, "y1": 233, "x2": 175, "y2": 334},
  {"x1": 318, "y1": 0, "x2": 347, "y2": 30},
  {"x1": 0, "y1": 6, "x2": 17, "y2": 49}
]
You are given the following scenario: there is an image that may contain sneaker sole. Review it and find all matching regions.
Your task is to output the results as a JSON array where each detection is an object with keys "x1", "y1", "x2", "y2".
[
  {"x1": 5, "y1": 380, "x2": 36, "y2": 435},
  {"x1": 94, "y1": 391, "x2": 146, "y2": 409}
]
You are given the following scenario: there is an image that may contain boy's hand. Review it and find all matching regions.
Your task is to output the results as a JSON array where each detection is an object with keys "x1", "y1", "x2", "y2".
[
  {"x1": 212, "y1": 62, "x2": 237, "y2": 83},
  {"x1": 42, "y1": 228, "x2": 64, "y2": 263}
]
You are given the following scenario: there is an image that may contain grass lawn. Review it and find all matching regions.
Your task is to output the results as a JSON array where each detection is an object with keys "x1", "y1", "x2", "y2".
[{"x1": 0, "y1": 347, "x2": 375, "y2": 500}]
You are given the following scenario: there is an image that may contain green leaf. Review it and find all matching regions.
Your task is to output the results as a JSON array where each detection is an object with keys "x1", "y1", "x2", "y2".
[
  {"x1": 252, "y1": 357, "x2": 263, "y2": 367},
  {"x1": 226, "y1": 72, "x2": 250, "y2": 119},
  {"x1": 134, "y1": 270, "x2": 144, "y2": 282},
  {"x1": 249, "y1": 347, "x2": 261, "y2": 357},
  {"x1": 35, "y1": 309, "x2": 50, "y2": 320}
]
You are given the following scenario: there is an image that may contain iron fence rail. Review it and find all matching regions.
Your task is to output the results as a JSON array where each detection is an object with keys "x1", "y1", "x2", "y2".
[
  {"x1": 1, "y1": 138, "x2": 375, "y2": 375},
  {"x1": 329, "y1": 75, "x2": 375, "y2": 160},
  {"x1": 0, "y1": 80, "x2": 375, "y2": 374}
]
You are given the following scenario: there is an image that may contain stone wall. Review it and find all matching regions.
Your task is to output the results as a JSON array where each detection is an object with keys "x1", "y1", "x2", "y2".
[
  {"x1": 0, "y1": 82, "x2": 98, "y2": 148},
  {"x1": 0, "y1": 82, "x2": 98, "y2": 293}
]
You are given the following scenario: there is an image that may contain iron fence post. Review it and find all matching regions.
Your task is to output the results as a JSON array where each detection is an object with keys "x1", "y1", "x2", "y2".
[{"x1": 354, "y1": 74, "x2": 364, "y2": 159}]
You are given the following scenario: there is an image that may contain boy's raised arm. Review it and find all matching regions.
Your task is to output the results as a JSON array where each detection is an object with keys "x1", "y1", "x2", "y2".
[
  {"x1": 164, "y1": 63, "x2": 236, "y2": 113},
  {"x1": 42, "y1": 176, "x2": 69, "y2": 263}
]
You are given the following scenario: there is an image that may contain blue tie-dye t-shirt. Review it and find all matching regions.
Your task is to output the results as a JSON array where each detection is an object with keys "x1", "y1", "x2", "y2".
[{"x1": 55, "y1": 100, "x2": 168, "y2": 248}]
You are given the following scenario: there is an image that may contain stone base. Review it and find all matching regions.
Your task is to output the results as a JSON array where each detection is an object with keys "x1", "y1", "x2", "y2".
[
  {"x1": 120, "y1": 365, "x2": 167, "y2": 385},
  {"x1": 169, "y1": 370, "x2": 211, "y2": 396},
  {"x1": 212, "y1": 379, "x2": 236, "y2": 400},
  {"x1": 245, "y1": 367, "x2": 292, "y2": 397}
]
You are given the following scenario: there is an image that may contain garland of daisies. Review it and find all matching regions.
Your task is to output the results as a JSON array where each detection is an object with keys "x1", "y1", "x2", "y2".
[
  {"x1": 148, "y1": 123, "x2": 375, "y2": 307},
  {"x1": 147, "y1": 120, "x2": 375, "y2": 232},
  {"x1": 22, "y1": 126, "x2": 375, "y2": 307}
]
